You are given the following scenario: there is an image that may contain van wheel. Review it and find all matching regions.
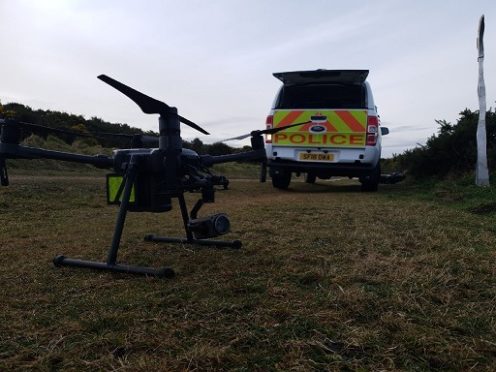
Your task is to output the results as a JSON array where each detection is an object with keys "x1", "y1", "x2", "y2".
[
  {"x1": 272, "y1": 171, "x2": 291, "y2": 189},
  {"x1": 305, "y1": 173, "x2": 316, "y2": 184},
  {"x1": 360, "y1": 164, "x2": 380, "y2": 192}
]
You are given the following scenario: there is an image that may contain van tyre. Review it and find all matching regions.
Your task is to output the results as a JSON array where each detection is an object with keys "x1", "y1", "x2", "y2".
[
  {"x1": 305, "y1": 173, "x2": 316, "y2": 184},
  {"x1": 272, "y1": 171, "x2": 291, "y2": 189},
  {"x1": 360, "y1": 164, "x2": 380, "y2": 192}
]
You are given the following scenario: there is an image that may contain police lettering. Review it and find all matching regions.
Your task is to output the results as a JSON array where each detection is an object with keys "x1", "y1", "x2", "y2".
[{"x1": 274, "y1": 133, "x2": 365, "y2": 146}]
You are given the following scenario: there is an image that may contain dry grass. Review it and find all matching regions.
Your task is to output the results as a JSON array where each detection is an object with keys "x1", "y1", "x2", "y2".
[{"x1": 1, "y1": 175, "x2": 496, "y2": 370}]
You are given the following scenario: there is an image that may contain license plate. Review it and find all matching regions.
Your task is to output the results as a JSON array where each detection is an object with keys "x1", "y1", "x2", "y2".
[{"x1": 298, "y1": 152, "x2": 334, "y2": 162}]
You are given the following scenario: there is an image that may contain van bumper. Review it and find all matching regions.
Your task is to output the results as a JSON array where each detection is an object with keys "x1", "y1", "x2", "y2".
[{"x1": 268, "y1": 159, "x2": 376, "y2": 178}]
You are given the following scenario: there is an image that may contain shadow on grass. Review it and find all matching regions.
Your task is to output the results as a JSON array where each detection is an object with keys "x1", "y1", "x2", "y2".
[{"x1": 285, "y1": 181, "x2": 363, "y2": 194}]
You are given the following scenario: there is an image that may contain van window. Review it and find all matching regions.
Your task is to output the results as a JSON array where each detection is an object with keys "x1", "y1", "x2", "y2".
[{"x1": 275, "y1": 83, "x2": 366, "y2": 109}]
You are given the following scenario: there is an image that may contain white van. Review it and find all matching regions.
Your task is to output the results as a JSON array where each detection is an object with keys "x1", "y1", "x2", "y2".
[{"x1": 265, "y1": 69, "x2": 388, "y2": 191}]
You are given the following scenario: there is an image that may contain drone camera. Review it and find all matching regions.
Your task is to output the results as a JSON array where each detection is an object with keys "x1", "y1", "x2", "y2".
[{"x1": 188, "y1": 213, "x2": 231, "y2": 239}]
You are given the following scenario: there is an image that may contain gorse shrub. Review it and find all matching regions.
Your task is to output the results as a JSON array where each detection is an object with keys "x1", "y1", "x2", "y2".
[{"x1": 392, "y1": 109, "x2": 496, "y2": 179}]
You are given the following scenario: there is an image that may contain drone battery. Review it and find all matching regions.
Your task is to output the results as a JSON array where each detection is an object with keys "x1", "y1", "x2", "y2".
[
  {"x1": 0, "y1": 121, "x2": 21, "y2": 144},
  {"x1": 133, "y1": 173, "x2": 172, "y2": 212},
  {"x1": 106, "y1": 173, "x2": 172, "y2": 212}
]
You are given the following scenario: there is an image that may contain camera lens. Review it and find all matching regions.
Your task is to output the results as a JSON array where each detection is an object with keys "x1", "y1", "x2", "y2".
[{"x1": 213, "y1": 214, "x2": 230, "y2": 235}]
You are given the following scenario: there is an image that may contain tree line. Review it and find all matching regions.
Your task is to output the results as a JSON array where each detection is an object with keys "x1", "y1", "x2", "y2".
[
  {"x1": 0, "y1": 101, "x2": 247, "y2": 155},
  {"x1": 5, "y1": 101, "x2": 492, "y2": 179}
]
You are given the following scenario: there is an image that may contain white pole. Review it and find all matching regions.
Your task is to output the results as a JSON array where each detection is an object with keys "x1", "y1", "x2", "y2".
[{"x1": 476, "y1": 15, "x2": 490, "y2": 186}]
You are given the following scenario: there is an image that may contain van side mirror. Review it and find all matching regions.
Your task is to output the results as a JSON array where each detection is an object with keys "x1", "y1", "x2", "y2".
[{"x1": 380, "y1": 127, "x2": 389, "y2": 136}]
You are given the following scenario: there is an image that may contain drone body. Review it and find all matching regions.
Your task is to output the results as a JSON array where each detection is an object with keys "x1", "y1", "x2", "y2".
[{"x1": 0, "y1": 75, "x2": 303, "y2": 278}]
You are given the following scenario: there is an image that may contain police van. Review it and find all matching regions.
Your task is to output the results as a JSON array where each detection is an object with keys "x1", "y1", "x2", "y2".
[{"x1": 265, "y1": 69, "x2": 388, "y2": 191}]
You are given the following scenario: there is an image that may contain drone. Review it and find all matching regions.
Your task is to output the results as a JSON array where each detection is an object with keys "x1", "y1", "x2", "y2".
[{"x1": 0, "y1": 75, "x2": 309, "y2": 278}]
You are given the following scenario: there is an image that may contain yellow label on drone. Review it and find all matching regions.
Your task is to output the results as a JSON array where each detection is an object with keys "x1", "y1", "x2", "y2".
[{"x1": 107, "y1": 175, "x2": 136, "y2": 203}]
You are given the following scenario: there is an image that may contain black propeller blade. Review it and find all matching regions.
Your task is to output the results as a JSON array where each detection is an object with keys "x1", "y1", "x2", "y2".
[
  {"x1": 98, "y1": 74, "x2": 209, "y2": 135},
  {"x1": 263, "y1": 120, "x2": 312, "y2": 135},
  {"x1": 222, "y1": 120, "x2": 311, "y2": 141},
  {"x1": 222, "y1": 132, "x2": 254, "y2": 142}
]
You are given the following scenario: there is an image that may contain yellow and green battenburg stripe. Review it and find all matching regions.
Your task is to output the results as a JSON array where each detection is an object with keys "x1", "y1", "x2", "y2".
[
  {"x1": 107, "y1": 175, "x2": 136, "y2": 203},
  {"x1": 273, "y1": 110, "x2": 367, "y2": 133},
  {"x1": 272, "y1": 109, "x2": 367, "y2": 147}
]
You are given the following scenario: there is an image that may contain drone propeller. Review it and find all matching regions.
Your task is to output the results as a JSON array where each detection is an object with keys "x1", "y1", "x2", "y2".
[
  {"x1": 222, "y1": 120, "x2": 311, "y2": 141},
  {"x1": 98, "y1": 74, "x2": 209, "y2": 135},
  {"x1": 221, "y1": 132, "x2": 254, "y2": 142}
]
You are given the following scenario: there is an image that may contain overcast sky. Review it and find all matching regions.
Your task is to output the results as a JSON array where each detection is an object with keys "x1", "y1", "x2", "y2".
[{"x1": 1, "y1": 0, "x2": 495, "y2": 157}]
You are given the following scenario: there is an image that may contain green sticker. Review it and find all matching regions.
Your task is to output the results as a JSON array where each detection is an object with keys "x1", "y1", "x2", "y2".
[{"x1": 107, "y1": 175, "x2": 135, "y2": 203}]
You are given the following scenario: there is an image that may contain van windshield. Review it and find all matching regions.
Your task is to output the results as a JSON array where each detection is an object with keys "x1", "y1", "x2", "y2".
[{"x1": 275, "y1": 83, "x2": 366, "y2": 109}]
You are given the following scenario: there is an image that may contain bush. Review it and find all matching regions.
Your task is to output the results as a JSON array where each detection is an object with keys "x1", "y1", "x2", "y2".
[{"x1": 392, "y1": 109, "x2": 496, "y2": 179}]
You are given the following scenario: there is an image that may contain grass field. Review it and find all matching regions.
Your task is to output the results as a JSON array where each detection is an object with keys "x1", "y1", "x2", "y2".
[{"x1": 1, "y1": 174, "x2": 496, "y2": 370}]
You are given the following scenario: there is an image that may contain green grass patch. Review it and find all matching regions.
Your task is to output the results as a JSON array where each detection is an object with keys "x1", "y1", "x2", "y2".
[
  {"x1": 384, "y1": 176, "x2": 496, "y2": 229},
  {"x1": 1, "y1": 176, "x2": 495, "y2": 369}
]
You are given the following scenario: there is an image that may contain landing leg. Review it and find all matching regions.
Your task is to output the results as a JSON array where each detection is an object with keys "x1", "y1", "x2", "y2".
[
  {"x1": 144, "y1": 235, "x2": 242, "y2": 249},
  {"x1": 54, "y1": 159, "x2": 175, "y2": 278}
]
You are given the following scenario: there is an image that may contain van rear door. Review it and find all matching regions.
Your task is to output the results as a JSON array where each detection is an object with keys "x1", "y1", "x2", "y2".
[
  {"x1": 272, "y1": 82, "x2": 367, "y2": 148},
  {"x1": 273, "y1": 69, "x2": 368, "y2": 85}
]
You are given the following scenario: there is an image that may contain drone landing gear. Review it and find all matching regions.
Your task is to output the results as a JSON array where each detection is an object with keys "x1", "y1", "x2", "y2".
[
  {"x1": 53, "y1": 161, "x2": 175, "y2": 278},
  {"x1": 145, "y1": 235, "x2": 242, "y2": 248},
  {"x1": 144, "y1": 195, "x2": 242, "y2": 249},
  {"x1": 53, "y1": 256, "x2": 174, "y2": 278}
]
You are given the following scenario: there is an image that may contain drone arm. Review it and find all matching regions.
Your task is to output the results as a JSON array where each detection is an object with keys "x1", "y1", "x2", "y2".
[
  {"x1": 201, "y1": 148, "x2": 266, "y2": 166},
  {"x1": 0, "y1": 143, "x2": 114, "y2": 168},
  {"x1": 201, "y1": 128, "x2": 268, "y2": 166}
]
